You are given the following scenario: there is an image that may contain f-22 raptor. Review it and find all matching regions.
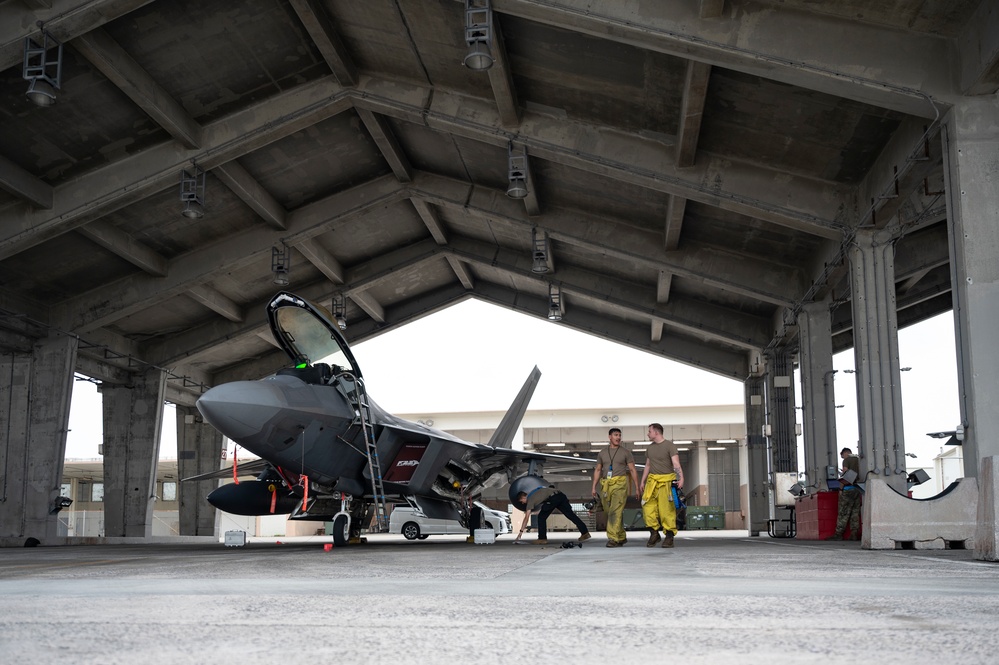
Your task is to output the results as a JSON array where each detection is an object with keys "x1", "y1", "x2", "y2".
[{"x1": 189, "y1": 292, "x2": 586, "y2": 545}]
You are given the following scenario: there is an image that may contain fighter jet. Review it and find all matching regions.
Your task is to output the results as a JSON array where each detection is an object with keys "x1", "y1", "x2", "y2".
[{"x1": 188, "y1": 292, "x2": 589, "y2": 545}]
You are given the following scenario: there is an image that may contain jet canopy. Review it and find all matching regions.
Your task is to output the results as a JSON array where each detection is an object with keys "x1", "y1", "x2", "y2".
[{"x1": 266, "y1": 292, "x2": 362, "y2": 378}]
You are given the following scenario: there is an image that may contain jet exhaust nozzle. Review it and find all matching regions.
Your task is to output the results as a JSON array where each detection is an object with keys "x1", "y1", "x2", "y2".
[{"x1": 509, "y1": 474, "x2": 555, "y2": 511}]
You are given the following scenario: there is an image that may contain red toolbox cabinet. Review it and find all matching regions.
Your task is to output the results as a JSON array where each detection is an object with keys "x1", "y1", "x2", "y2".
[{"x1": 795, "y1": 491, "x2": 860, "y2": 540}]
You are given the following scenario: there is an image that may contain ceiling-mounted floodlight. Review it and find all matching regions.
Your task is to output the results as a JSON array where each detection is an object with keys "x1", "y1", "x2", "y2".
[
  {"x1": 531, "y1": 227, "x2": 551, "y2": 274},
  {"x1": 271, "y1": 241, "x2": 291, "y2": 286},
  {"x1": 463, "y1": 0, "x2": 494, "y2": 70},
  {"x1": 179, "y1": 163, "x2": 206, "y2": 219},
  {"x1": 23, "y1": 27, "x2": 62, "y2": 107},
  {"x1": 332, "y1": 294, "x2": 347, "y2": 331},
  {"x1": 507, "y1": 142, "x2": 529, "y2": 199},
  {"x1": 547, "y1": 283, "x2": 563, "y2": 322}
]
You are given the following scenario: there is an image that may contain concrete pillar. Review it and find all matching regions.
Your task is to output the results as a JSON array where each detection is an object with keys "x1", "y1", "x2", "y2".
[
  {"x1": 849, "y1": 228, "x2": 907, "y2": 492},
  {"x1": 766, "y1": 346, "x2": 797, "y2": 473},
  {"x1": 744, "y1": 373, "x2": 769, "y2": 535},
  {"x1": 693, "y1": 440, "x2": 709, "y2": 506},
  {"x1": 975, "y1": 456, "x2": 999, "y2": 561},
  {"x1": 0, "y1": 334, "x2": 78, "y2": 541},
  {"x1": 176, "y1": 404, "x2": 224, "y2": 537},
  {"x1": 942, "y1": 96, "x2": 999, "y2": 479},
  {"x1": 100, "y1": 368, "x2": 167, "y2": 537},
  {"x1": 799, "y1": 300, "x2": 838, "y2": 490}
]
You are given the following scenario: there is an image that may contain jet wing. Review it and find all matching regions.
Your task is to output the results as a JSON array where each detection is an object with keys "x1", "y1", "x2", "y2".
[{"x1": 181, "y1": 457, "x2": 272, "y2": 482}]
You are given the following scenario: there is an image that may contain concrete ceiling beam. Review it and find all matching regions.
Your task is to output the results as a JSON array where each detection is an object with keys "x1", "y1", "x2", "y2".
[
  {"x1": 51, "y1": 174, "x2": 407, "y2": 332},
  {"x1": 446, "y1": 234, "x2": 772, "y2": 349},
  {"x1": 144, "y1": 241, "x2": 442, "y2": 366},
  {"x1": 0, "y1": 0, "x2": 154, "y2": 71},
  {"x1": 76, "y1": 219, "x2": 168, "y2": 276},
  {"x1": 288, "y1": 0, "x2": 359, "y2": 86},
  {"x1": 0, "y1": 75, "x2": 353, "y2": 260},
  {"x1": 214, "y1": 161, "x2": 287, "y2": 230},
  {"x1": 488, "y1": 0, "x2": 951, "y2": 117},
  {"x1": 72, "y1": 28, "x2": 202, "y2": 148},
  {"x1": 295, "y1": 237, "x2": 345, "y2": 284},
  {"x1": 0, "y1": 152, "x2": 52, "y2": 209},
  {"x1": 471, "y1": 281, "x2": 749, "y2": 378},
  {"x1": 410, "y1": 171, "x2": 806, "y2": 306},
  {"x1": 675, "y1": 61, "x2": 711, "y2": 168},
  {"x1": 186, "y1": 285, "x2": 243, "y2": 323},
  {"x1": 857, "y1": 118, "x2": 943, "y2": 229},
  {"x1": 357, "y1": 108, "x2": 413, "y2": 183},
  {"x1": 354, "y1": 77, "x2": 849, "y2": 238},
  {"x1": 348, "y1": 291, "x2": 386, "y2": 324},
  {"x1": 958, "y1": 0, "x2": 999, "y2": 95},
  {"x1": 485, "y1": 12, "x2": 521, "y2": 128}
]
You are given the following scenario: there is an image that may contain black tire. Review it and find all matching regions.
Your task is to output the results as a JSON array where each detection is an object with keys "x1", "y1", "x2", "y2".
[
  {"x1": 417, "y1": 535, "x2": 429, "y2": 540},
  {"x1": 401, "y1": 522, "x2": 421, "y2": 540},
  {"x1": 332, "y1": 514, "x2": 350, "y2": 547}
]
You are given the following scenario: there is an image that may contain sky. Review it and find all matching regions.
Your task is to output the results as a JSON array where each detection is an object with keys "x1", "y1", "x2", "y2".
[{"x1": 64, "y1": 299, "x2": 960, "y2": 471}]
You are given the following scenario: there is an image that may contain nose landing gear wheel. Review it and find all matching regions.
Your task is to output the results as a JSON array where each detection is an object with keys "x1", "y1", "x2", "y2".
[{"x1": 332, "y1": 513, "x2": 350, "y2": 547}]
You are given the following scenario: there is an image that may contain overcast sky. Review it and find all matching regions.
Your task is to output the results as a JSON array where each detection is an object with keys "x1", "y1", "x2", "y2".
[{"x1": 65, "y1": 300, "x2": 959, "y2": 469}]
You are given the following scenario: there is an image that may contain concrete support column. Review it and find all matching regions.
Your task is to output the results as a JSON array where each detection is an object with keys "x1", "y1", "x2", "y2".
[
  {"x1": 766, "y1": 346, "x2": 797, "y2": 473},
  {"x1": 849, "y1": 228, "x2": 907, "y2": 492},
  {"x1": 100, "y1": 368, "x2": 167, "y2": 537},
  {"x1": 799, "y1": 300, "x2": 838, "y2": 490},
  {"x1": 942, "y1": 96, "x2": 999, "y2": 479},
  {"x1": 744, "y1": 372, "x2": 769, "y2": 535},
  {"x1": 176, "y1": 405, "x2": 224, "y2": 537},
  {"x1": 0, "y1": 334, "x2": 78, "y2": 541},
  {"x1": 693, "y1": 440, "x2": 709, "y2": 506}
]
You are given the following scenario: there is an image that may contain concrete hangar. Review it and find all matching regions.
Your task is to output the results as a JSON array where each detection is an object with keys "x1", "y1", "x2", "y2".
[{"x1": 0, "y1": 1, "x2": 997, "y2": 550}]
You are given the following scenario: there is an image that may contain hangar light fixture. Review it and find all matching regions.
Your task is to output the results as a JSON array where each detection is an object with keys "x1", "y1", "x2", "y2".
[
  {"x1": 547, "y1": 283, "x2": 563, "y2": 321},
  {"x1": 23, "y1": 27, "x2": 62, "y2": 107},
  {"x1": 507, "y1": 142, "x2": 529, "y2": 199},
  {"x1": 531, "y1": 227, "x2": 551, "y2": 274},
  {"x1": 332, "y1": 294, "x2": 347, "y2": 331},
  {"x1": 179, "y1": 163, "x2": 206, "y2": 219},
  {"x1": 271, "y1": 241, "x2": 291, "y2": 286},
  {"x1": 463, "y1": 0, "x2": 494, "y2": 70}
]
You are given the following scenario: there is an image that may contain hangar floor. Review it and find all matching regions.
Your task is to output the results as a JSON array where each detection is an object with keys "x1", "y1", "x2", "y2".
[{"x1": 2, "y1": 533, "x2": 997, "y2": 664}]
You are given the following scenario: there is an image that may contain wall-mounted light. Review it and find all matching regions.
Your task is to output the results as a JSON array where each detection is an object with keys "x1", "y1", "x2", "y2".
[
  {"x1": 50, "y1": 496, "x2": 73, "y2": 514},
  {"x1": 179, "y1": 163, "x2": 206, "y2": 218},
  {"x1": 463, "y1": 0, "x2": 494, "y2": 70},
  {"x1": 547, "y1": 283, "x2": 562, "y2": 321},
  {"x1": 271, "y1": 241, "x2": 291, "y2": 286},
  {"x1": 23, "y1": 27, "x2": 62, "y2": 107},
  {"x1": 507, "y1": 142, "x2": 529, "y2": 199},
  {"x1": 332, "y1": 294, "x2": 347, "y2": 331},
  {"x1": 531, "y1": 227, "x2": 551, "y2": 274}
]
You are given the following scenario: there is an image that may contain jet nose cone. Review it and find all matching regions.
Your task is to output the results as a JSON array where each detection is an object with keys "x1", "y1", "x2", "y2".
[{"x1": 197, "y1": 381, "x2": 283, "y2": 442}]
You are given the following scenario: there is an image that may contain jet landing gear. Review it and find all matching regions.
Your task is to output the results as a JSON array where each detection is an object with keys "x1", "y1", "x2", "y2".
[
  {"x1": 330, "y1": 495, "x2": 368, "y2": 546},
  {"x1": 331, "y1": 512, "x2": 351, "y2": 547}
]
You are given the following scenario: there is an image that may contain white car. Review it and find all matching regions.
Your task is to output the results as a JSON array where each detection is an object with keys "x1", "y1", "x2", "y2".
[{"x1": 390, "y1": 502, "x2": 512, "y2": 540}]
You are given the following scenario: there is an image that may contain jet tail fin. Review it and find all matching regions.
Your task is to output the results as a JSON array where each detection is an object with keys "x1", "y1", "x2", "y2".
[{"x1": 487, "y1": 366, "x2": 541, "y2": 449}]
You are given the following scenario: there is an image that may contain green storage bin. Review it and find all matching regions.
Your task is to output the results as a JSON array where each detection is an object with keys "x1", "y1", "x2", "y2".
[
  {"x1": 705, "y1": 512, "x2": 725, "y2": 529},
  {"x1": 686, "y1": 512, "x2": 706, "y2": 529}
]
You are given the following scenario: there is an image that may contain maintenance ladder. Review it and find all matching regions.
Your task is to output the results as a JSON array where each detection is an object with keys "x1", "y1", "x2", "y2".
[{"x1": 339, "y1": 372, "x2": 390, "y2": 533}]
